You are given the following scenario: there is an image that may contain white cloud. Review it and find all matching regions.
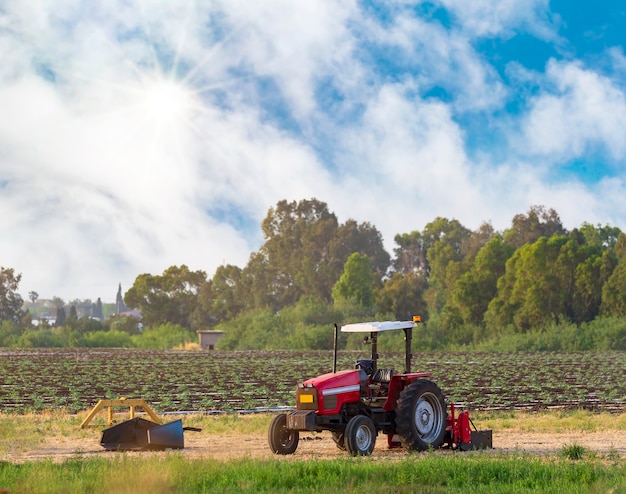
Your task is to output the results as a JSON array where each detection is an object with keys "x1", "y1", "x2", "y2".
[
  {"x1": 436, "y1": 0, "x2": 558, "y2": 39},
  {"x1": 331, "y1": 82, "x2": 491, "y2": 244},
  {"x1": 355, "y1": 7, "x2": 507, "y2": 112},
  {"x1": 0, "y1": 0, "x2": 351, "y2": 300},
  {"x1": 520, "y1": 60, "x2": 626, "y2": 162},
  {"x1": 1, "y1": 0, "x2": 626, "y2": 302},
  {"x1": 214, "y1": 0, "x2": 359, "y2": 120}
]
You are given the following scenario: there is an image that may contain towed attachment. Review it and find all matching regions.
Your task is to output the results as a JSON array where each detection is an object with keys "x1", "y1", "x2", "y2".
[{"x1": 100, "y1": 418, "x2": 201, "y2": 451}]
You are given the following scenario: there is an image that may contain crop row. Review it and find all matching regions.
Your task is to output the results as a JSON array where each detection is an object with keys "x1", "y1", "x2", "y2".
[{"x1": 0, "y1": 349, "x2": 624, "y2": 413}]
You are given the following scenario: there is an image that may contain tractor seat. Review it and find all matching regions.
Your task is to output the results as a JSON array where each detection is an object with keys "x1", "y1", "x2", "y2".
[{"x1": 371, "y1": 368, "x2": 394, "y2": 383}]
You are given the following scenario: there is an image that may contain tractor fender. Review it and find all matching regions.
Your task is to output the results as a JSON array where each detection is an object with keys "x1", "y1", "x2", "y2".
[{"x1": 384, "y1": 373, "x2": 431, "y2": 411}]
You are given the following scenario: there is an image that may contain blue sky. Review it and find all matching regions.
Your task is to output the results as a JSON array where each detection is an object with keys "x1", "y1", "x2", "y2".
[{"x1": 1, "y1": 0, "x2": 626, "y2": 302}]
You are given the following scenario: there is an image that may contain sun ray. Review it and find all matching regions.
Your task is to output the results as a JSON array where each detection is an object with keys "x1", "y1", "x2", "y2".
[
  {"x1": 170, "y1": 0, "x2": 197, "y2": 79},
  {"x1": 190, "y1": 76, "x2": 251, "y2": 96},
  {"x1": 48, "y1": 2, "x2": 255, "y2": 195},
  {"x1": 179, "y1": 22, "x2": 244, "y2": 87}
]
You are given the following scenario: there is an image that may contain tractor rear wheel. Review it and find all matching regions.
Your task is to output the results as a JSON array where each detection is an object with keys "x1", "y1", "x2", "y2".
[
  {"x1": 268, "y1": 413, "x2": 299, "y2": 455},
  {"x1": 395, "y1": 380, "x2": 446, "y2": 451},
  {"x1": 344, "y1": 415, "x2": 377, "y2": 456},
  {"x1": 331, "y1": 430, "x2": 346, "y2": 450}
]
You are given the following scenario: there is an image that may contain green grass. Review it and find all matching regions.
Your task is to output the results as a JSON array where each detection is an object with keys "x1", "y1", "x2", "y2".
[
  {"x1": 0, "y1": 453, "x2": 624, "y2": 494},
  {"x1": 1, "y1": 411, "x2": 625, "y2": 493},
  {"x1": 474, "y1": 409, "x2": 626, "y2": 434},
  {"x1": 560, "y1": 443, "x2": 587, "y2": 460},
  {"x1": 1, "y1": 409, "x2": 624, "y2": 459}
]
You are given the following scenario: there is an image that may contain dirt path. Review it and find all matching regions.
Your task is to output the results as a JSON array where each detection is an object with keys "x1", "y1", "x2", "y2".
[{"x1": 3, "y1": 428, "x2": 625, "y2": 463}]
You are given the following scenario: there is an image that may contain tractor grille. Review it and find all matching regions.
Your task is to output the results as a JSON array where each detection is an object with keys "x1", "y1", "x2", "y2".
[{"x1": 296, "y1": 387, "x2": 318, "y2": 410}]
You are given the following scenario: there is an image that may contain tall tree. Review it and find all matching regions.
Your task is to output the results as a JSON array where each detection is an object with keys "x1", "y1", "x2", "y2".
[
  {"x1": 93, "y1": 297, "x2": 104, "y2": 320},
  {"x1": 393, "y1": 217, "x2": 471, "y2": 278},
  {"x1": 205, "y1": 264, "x2": 248, "y2": 323},
  {"x1": 577, "y1": 222, "x2": 622, "y2": 249},
  {"x1": 376, "y1": 271, "x2": 428, "y2": 320},
  {"x1": 486, "y1": 235, "x2": 580, "y2": 332},
  {"x1": 392, "y1": 231, "x2": 428, "y2": 275},
  {"x1": 600, "y1": 262, "x2": 626, "y2": 316},
  {"x1": 55, "y1": 307, "x2": 66, "y2": 327},
  {"x1": 573, "y1": 250, "x2": 616, "y2": 322},
  {"x1": 503, "y1": 205, "x2": 566, "y2": 249},
  {"x1": 422, "y1": 218, "x2": 472, "y2": 313},
  {"x1": 332, "y1": 253, "x2": 376, "y2": 308},
  {"x1": 329, "y1": 220, "x2": 390, "y2": 278},
  {"x1": 258, "y1": 198, "x2": 339, "y2": 308},
  {"x1": 450, "y1": 235, "x2": 514, "y2": 326},
  {"x1": 0, "y1": 267, "x2": 25, "y2": 323},
  {"x1": 125, "y1": 265, "x2": 207, "y2": 329},
  {"x1": 461, "y1": 222, "x2": 495, "y2": 260}
]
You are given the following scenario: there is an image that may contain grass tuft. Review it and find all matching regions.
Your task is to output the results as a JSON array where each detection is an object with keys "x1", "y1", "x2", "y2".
[{"x1": 560, "y1": 443, "x2": 586, "y2": 460}]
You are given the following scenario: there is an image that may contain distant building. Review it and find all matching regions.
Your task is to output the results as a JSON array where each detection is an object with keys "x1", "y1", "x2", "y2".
[
  {"x1": 115, "y1": 283, "x2": 129, "y2": 315},
  {"x1": 197, "y1": 330, "x2": 224, "y2": 350}
]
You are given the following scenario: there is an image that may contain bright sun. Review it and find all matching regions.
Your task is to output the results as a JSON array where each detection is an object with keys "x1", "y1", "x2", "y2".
[{"x1": 140, "y1": 79, "x2": 194, "y2": 125}]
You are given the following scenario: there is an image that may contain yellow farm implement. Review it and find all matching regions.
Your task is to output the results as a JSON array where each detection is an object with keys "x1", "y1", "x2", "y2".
[
  {"x1": 80, "y1": 397, "x2": 161, "y2": 428},
  {"x1": 80, "y1": 397, "x2": 201, "y2": 451}
]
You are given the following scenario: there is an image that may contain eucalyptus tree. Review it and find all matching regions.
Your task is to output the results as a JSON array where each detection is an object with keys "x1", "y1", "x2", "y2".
[
  {"x1": 601, "y1": 262, "x2": 626, "y2": 316},
  {"x1": 332, "y1": 253, "x2": 376, "y2": 308},
  {"x1": 450, "y1": 235, "x2": 514, "y2": 326},
  {"x1": 485, "y1": 231, "x2": 617, "y2": 332},
  {"x1": 577, "y1": 222, "x2": 621, "y2": 249},
  {"x1": 246, "y1": 198, "x2": 390, "y2": 312},
  {"x1": 422, "y1": 218, "x2": 472, "y2": 314},
  {"x1": 257, "y1": 198, "x2": 339, "y2": 309},
  {"x1": 376, "y1": 271, "x2": 428, "y2": 320},
  {"x1": 0, "y1": 267, "x2": 25, "y2": 323},
  {"x1": 392, "y1": 230, "x2": 428, "y2": 275},
  {"x1": 329, "y1": 219, "x2": 390, "y2": 280},
  {"x1": 503, "y1": 205, "x2": 566, "y2": 249},
  {"x1": 574, "y1": 250, "x2": 616, "y2": 321},
  {"x1": 200, "y1": 264, "x2": 249, "y2": 324},
  {"x1": 125, "y1": 265, "x2": 207, "y2": 330},
  {"x1": 600, "y1": 233, "x2": 626, "y2": 316}
]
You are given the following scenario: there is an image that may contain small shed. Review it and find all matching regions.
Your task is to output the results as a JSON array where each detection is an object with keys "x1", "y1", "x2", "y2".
[{"x1": 197, "y1": 330, "x2": 224, "y2": 350}]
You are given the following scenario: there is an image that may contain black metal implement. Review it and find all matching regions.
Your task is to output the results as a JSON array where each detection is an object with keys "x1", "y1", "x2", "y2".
[{"x1": 100, "y1": 418, "x2": 199, "y2": 451}]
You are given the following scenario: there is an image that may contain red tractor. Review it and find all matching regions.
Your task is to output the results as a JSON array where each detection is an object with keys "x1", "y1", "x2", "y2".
[{"x1": 268, "y1": 317, "x2": 492, "y2": 456}]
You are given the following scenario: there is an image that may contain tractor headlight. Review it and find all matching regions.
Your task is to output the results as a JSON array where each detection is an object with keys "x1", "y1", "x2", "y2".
[{"x1": 296, "y1": 387, "x2": 317, "y2": 410}]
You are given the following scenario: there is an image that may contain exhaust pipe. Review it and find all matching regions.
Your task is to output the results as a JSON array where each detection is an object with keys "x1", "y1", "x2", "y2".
[{"x1": 333, "y1": 323, "x2": 338, "y2": 373}]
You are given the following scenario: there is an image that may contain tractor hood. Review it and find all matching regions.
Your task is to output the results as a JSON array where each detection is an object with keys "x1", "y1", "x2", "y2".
[
  {"x1": 298, "y1": 369, "x2": 366, "y2": 415},
  {"x1": 302, "y1": 369, "x2": 360, "y2": 390}
]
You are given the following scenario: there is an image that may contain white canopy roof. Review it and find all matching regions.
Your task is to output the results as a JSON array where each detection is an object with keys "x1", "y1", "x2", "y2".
[{"x1": 341, "y1": 320, "x2": 416, "y2": 333}]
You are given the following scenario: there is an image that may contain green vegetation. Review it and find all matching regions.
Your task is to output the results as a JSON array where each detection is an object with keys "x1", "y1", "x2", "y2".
[
  {"x1": 3, "y1": 200, "x2": 626, "y2": 351},
  {"x1": 0, "y1": 451, "x2": 624, "y2": 493},
  {"x1": 0, "y1": 349, "x2": 624, "y2": 413},
  {"x1": 0, "y1": 411, "x2": 624, "y2": 493},
  {"x1": 560, "y1": 443, "x2": 587, "y2": 460}
]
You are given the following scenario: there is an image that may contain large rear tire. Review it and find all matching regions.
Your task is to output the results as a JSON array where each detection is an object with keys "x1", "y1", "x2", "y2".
[
  {"x1": 396, "y1": 380, "x2": 446, "y2": 451},
  {"x1": 331, "y1": 430, "x2": 346, "y2": 451},
  {"x1": 344, "y1": 415, "x2": 377, "y2": 456},
  {"x1": 268, "y1": 413, "x2": 299, "y2": 455}
]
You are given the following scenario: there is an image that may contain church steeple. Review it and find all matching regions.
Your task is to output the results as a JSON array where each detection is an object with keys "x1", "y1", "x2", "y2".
[{"x1": 116, "y1": 283, "x2": 128, "y2": 314}]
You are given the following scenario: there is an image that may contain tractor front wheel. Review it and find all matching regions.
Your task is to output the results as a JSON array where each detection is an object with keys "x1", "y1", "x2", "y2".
[
  {"x1": 268, "y1": 413, "x2": 299, "y2": 455},
  {"x1": 396, "y1": 380, "x2": 446, "y2": 451},
  {"x1": 344, "y1": 415, "x2": 377, "y2": 456}
]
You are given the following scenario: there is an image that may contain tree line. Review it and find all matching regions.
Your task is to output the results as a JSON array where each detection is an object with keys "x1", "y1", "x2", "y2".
[{"x1": 2, "y1": 199, "x2": 626, "y2": 350}]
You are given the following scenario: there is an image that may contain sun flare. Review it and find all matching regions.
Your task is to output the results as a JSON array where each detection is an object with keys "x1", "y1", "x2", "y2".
[{"x1": 140, "y1": 78, "x2": 195, "y2": 125}]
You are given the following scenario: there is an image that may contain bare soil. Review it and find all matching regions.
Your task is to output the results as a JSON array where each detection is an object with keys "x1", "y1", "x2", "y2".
[{"x1": 3, "y1": 428, "x2": 625, "y2": 463}]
